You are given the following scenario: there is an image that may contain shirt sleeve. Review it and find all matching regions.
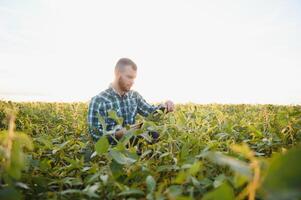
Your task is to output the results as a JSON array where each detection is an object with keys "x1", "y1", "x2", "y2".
[
  {"x1": 87, "y1": 96, "x2": 122, "y2": 143},
  {"x1": 136, "y1": 92, "x2": 164, "y2": 117},
  {"x1": 87, "y1": 97, "x2": 106, "y2": 141}
]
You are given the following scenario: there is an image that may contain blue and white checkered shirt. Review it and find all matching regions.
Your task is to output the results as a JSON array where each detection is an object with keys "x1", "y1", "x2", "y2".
[{"x1": 87, "y1": 85, "x2": 162, "y2": 141}]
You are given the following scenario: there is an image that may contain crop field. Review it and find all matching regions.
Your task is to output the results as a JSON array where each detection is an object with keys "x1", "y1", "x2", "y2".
[{"x1": 0, "y1": 101, "x2": 301, "y2": 200}]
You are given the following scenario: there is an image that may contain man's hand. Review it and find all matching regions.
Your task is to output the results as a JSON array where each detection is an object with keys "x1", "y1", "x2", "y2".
[
  {"x1": 164, "y1": 100, "x2": 175, "y2": 112},
  {"x1": 130, "y1": 122, "x2": 143, "y2": 130},
  {"x1": 115, "y1": 128, "x2": 126, "y2": 140}
]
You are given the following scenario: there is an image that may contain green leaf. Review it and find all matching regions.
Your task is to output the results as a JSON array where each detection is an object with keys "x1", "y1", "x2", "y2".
[
  {"x1": 139, "y1": 132, "x2": 153, "y2": 143},
  {"x1": 146, "y1": 175, "x2": 156, "y2": 193},
  {"x1": 95, "y1": 136, "x2": 109, "y2": 155},
  {"x1": 96, "y1": 113, "x2": 107, "y2": 133},
  {"x1": 34, "y1": 135, "x2": 52, "y2": 149},
  {"x1": 159, "y1": 152, "x2": 170, "y2": 159},
  {"x1": 213, "y1": 174, "x2": 226, "y2": 188},
  {"x1": 83, "y1": 183, "x2": 100, "y2": 198},
  {"x1": 60, "y1": 177, "x2": 82, "y2": 187},
  {"x1": 202, "y1": 183, "x2": 235, "y2": 200},
  {"x1": 233, "y1": 173, "x2": 249, "y2": 188},
  {"x1": 8, "y1": 141, "x2": 24, "y2": 179},
  {"x1": 118, "y1": 189, "x2": 144, "y2": 197},
  {"x1": 109, "y1": 149, "x2": 136, "y2": 165},
  {"x1": 167, "y1": 185, "x2": 183, "y2": 198},
  {"x1": 60, "y1": 189, "x2": 82, "y2": 195},
  {"x1": 141, "y1": 121, "x2": 156, "y2": 131},
  {"x1": 262, "y1": 145, "x2": 301, "y2": 200},
  {"x1": 176, "y1": 112, "x2": 186, "y2": 126},
  {"x1": 188, "y1": 161, "x2": 202, "y2": 176},
  {"x1": 174, "y1": 171, "x2": 188, "y2": 184},
  {"x1": 108, "y1": 110, "x2": 123, "y2": 125},
  {"x1": 119, "y1": 131, "x2": 134, "y2": 145},
  {"x1": 14, "y1": 132, "x2": 33, "y2": 151},
  {"x1": 52, "y1": 140, "x2": 70, "y2": 154},
  {"x1": 180, "y1": 144, "x2": 190, "y2": 162},
  {"x1": 0, "y1": 187, "x2": 22, "y2": 200},
  {"x1": 110, "y1": 160, "x2": 123, "y2": 179},
  {"x1": 40, "y1": 159, "x2": 52, "y2": 172},
  {"x1": 15, "y1": 182, "x2": 30, "y2": 190},
  {"x1": 206, "y1": 152, "x2": 252, "y2": 179},
  {"x1": 231, "y1": 143, "x2": 254, "y2": 159},
  {"x1": 157, "y1": 165, "x2": 180, "y2": 172}
]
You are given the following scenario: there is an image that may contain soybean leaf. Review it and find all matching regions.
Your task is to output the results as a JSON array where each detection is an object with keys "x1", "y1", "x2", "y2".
[
  {"x1": 95, "y1": 136, "x2": 109, "y2": 155},
  {"x1": 109, "y1": 149, "x2": 136, "y2": 165},
  {"x1": 202, "y1": 183, "x2": 235, "y2": 200},
  {"x1": 146, "y1": 175, "x2": 156, "y2": 193},
  {"x1": 118, "y1": 189, "x2": 144, "y2": 197},
  {"x1": 262, "y1": 145, "x2": 301, "y2": 200},
  {"x1": 206, "y1": 152, "x2": 252, "y2": 179}
]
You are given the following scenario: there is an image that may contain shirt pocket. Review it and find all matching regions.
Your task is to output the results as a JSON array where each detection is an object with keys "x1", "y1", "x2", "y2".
[
  {"x1": 105, "y1": 102, "x2": 121, "y2": 115},
  {"x1": 128, "y1": 98, "x2": 138, "y2": 116}
]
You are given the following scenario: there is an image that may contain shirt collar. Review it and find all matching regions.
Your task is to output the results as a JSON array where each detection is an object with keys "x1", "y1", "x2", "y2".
[{"x1": 109, "y1": 83, "x2": 129, "y2": 98}]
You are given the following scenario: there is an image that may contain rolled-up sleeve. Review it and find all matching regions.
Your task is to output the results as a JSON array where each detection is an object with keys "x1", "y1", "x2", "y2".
[{"x1": 136, "y1": 92, "x2": 164, "y2": 117}]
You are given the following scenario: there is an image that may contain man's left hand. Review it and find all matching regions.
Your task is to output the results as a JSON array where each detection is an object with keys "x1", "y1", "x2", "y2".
[{"x1": 164, "y1": 100, "x2": 175, "y2": 112}]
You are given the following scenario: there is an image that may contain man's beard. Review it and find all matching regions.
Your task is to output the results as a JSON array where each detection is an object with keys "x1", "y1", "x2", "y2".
[{"x1": 118, "y1": 77, "x2": 130, "y2": 92}]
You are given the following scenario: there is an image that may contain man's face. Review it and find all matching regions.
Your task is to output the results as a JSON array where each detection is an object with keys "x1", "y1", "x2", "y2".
[{"x1": 117, "y1": 65, "x2": 137, "y2": 92}]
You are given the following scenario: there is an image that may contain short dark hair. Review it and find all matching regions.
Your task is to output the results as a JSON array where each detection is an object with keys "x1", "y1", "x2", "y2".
[{"x1": 115, "y1": 58, "x2": 137, "y2": 72}]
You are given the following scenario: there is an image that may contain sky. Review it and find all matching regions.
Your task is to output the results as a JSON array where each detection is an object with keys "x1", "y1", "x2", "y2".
[{"x1": 0, "y1": 0, "x2": 300, "y2": 104}]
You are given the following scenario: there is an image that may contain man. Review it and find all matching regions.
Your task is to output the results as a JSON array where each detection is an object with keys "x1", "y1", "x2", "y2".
[{"x1": 87, "y1": 58, "x2": 174, "y2": 145}]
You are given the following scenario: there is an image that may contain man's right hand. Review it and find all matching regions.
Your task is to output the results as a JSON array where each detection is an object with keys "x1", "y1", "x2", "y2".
[
  {"x1": 130, "y1": 122, "x2": 143, "y2": 130},
  {"x1": 115, "y1": 128, "x2": 126, "y2": 140}
]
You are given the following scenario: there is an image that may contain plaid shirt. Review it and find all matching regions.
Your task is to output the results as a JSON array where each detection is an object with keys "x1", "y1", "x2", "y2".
[{"x1": 87, "y1": 85, "x2": 162, "y2": 141}]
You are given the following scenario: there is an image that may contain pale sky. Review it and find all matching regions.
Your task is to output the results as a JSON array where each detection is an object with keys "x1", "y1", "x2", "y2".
[{"x1": 0, "y1": 0, "x2": 300, "y2": 104}]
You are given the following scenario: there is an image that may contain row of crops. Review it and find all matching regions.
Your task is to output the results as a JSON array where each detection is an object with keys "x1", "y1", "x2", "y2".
[{"x1": 0, "y1": 100, "x2": 301, "y2": 199}]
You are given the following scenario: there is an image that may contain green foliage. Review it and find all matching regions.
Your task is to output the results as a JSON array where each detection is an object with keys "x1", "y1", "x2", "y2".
[
  {"x1": 0, "y1": 101, "x2": 300, "y2": 199},
  {"x1": 262, "y1": 145, "x2": 301, "y2": 200},
  {"x1": 95, "y1": 136, "x2": 109, "y2": 155},
  {"x1": 0, "y1": 111, "x2": 33, "y2": 200},
  {"x1": 202, "y1": 183, "x2": 235, "y2": 200}
]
